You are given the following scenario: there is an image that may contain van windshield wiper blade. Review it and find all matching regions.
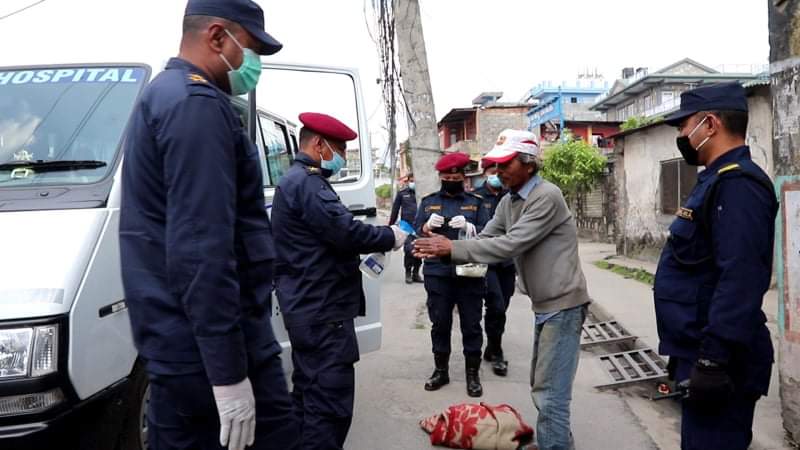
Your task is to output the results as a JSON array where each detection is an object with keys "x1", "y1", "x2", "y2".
[{"x1": 0, "y1": 160, "x2": 107, "y2": 172}]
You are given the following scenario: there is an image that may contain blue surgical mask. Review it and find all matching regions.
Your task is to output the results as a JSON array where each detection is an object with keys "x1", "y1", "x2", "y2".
[
  {"x1": 487, "y1": 174, "x2": 502, "y2": 188},
  {"x1": 219, "y1": 29, "x2": 262, "y2": 96},
  {"x1": 408, "y1": 182, "x2": 415, "y2": 190},
  {"x1": 321, "y1": 139, "x2": 347, "y2": 175}
]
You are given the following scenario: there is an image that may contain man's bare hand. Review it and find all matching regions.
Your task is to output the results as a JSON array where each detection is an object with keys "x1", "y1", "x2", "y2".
[{"x1": 413, "y1": 234, "x2": 453, "y2": 259}]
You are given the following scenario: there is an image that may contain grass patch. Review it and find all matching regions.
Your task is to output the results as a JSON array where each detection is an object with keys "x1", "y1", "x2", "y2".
[{"x1": 593, "y1": 260, "x2": 655, "y2": 286}]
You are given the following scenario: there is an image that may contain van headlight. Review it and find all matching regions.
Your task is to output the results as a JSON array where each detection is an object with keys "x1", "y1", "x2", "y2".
[{"x1": 0, "y1": 325, "x2": 58, "y2": 379}]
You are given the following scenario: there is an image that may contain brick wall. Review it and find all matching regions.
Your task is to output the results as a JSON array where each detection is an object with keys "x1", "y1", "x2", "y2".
[{"x1": 476, "y1": 107, "x2": 529, "y2": 154}]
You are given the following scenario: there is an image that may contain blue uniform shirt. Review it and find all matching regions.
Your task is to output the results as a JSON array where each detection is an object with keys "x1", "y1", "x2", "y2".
[
  {"x1": 389, "y1": 187, "x2": 417, "y2": 225},
  {"x1": 414, "y1": 188, "x2": 489, "y2": 277},
  {"x1": 120, "y1": 58, "x2": 279, "y2": 386},
  {"x1": 654, "y1": 146, "x2": 778, "y2": 394},
  {"x1": 271, "y1": 153, "x2": 395, "y2": 328}
]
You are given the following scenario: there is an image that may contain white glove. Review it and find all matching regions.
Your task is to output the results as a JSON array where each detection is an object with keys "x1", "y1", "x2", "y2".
[
  {"x1": 463, "y1": 222, "x2": 477, "y2": 238},
  {"x1": 390, "y1": 225, "x2": 408, "y2": 250},
  {"x1": 449, "y1": 215, "x2": 467, "y2": 229},
  {"x1": 426, "y1": 213, "x2": 445, "y2": 230},
  {"x1": 212, "y1": 378, "x2": 256, "y2": 450}
]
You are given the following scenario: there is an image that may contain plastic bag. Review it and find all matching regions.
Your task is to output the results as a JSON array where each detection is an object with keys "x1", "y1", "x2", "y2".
[{"x1": 455, "y1": 226, "x2": 487, "y2": 278}]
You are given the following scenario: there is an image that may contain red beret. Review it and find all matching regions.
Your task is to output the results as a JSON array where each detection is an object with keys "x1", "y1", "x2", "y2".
[
  {"x1": 435, "y1": 152, "x2": 471, "y2": 173},
  {"x1": 298, "y1": 112, "x2": 357, "y2": 142}
]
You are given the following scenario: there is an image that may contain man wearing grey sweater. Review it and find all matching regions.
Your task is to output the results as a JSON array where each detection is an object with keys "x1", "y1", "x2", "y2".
[{"x1": 415, "y1": 129, "x2": 590, "y2": 450}]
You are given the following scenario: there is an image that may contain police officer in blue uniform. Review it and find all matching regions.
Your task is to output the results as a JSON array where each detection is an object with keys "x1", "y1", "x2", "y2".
[
  {"x1": 656, "y1": 82, "x2": 779, "y2": 450},
  {"x1": 474, "y1": 162, "x2": 515, "y2": 377},
  {"x1": 415, "y1": 152, "x2": 490, "y2": 397},
  {"x1": 120, "y1": 2, "x2": 297, "y2": 450},
  {"x1": 271, "y1": 112, "x2": 406, "y2": 450},
  {"x1": 389, "y1": 173, "x2": 422, "y2": 283}
]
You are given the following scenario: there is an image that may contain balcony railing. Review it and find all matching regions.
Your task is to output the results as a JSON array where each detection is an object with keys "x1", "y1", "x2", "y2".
[{"x1": 642, "y1": 97, "x2": 680, "y2": 118}]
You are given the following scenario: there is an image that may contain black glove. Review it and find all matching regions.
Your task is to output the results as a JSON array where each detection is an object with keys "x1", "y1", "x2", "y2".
[{"x1": 688, "y1": 359, "x2": 734, "y2": 409}]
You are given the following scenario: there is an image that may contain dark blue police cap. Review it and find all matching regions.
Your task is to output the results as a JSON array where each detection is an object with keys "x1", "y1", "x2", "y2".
[
  {"x1": 664, "y1": 81, "x2": 748, "y2": 126},
  {"x1": 185, "y1": 0, "x2": 282, "y2": 55}
]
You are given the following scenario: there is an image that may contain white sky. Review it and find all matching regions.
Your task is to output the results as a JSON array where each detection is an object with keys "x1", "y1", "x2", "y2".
[{"x1": 0, "y1": 0, "x2": 770, "y2": 152}]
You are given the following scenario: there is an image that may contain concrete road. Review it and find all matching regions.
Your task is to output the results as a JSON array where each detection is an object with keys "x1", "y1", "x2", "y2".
[
  {"x1": 346, "y1": 244, "x2": 659, "y2": 450},
  {"x1": 346, "y1": 241, "x2": 791, "y2": 449}
]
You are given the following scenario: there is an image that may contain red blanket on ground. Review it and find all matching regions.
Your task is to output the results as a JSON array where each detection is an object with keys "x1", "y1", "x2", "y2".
[{"x1": 419, "y1": 402, "x2": 535, "y2": 450}]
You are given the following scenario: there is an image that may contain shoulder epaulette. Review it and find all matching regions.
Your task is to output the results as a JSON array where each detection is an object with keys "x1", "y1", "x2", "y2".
[
  {"x1": 421, "y1": 192, "x2": 438, "y2": 200},
  {"x1": 304, "y1": 165, "x2": 322, "y2": 175},
  {"x1": 717, "y1": 163, "x2": 741, "y2": 175},
  {"x1": 468, "y1": 192, "x2": 483, "y2": 200},
  {"x1": 185, "y1": 73, "x2": 216, "y2": 97}
]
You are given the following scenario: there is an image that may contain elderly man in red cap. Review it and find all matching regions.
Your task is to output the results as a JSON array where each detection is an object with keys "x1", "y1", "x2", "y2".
[
  {"x1": 413, "y1": 152, "x2": 490, "y2": 397},
  {"x1": 270, "y1": 112, "x2": 406, "y2": 450},
  {"x1": 415, "y1": 130, "x2": 591, "y2": 450}
]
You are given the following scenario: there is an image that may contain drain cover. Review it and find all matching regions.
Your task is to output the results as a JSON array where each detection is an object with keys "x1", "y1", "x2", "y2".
[
  {"x1": 595, "y1": 349, "x2": 669, "y2": 389},
  {"x1": 581, "y1": 321, "x2": 637, "y2": 348}
]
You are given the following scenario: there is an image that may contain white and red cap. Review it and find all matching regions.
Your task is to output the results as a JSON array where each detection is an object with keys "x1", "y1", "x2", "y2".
[{"x1": 482, "y1": 129, "x2": 540, "y2": 164}]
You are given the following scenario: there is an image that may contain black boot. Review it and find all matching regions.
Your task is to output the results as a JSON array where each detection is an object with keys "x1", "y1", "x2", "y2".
[
  {"x1": 424, "y1": 353, "x2": 450, "y2": 391},
  {"x1": 483, "y1": 338, "x2": 498, "y2": 362},
  {"x1": 490, "y1": 336, "x2": 508, "y2": 377},
  {"x1": 405, "y1": 268, "x2": 413, "y2": 284},
  {"x1": 491, "y1": 357, "x2": 508, "y2": 377},
  {"x1": 466, "y1": 356, "x2": 483, "y2": 397},
  {"x1": 412, "y1": 268, "x2": 423, "y2": 283}
]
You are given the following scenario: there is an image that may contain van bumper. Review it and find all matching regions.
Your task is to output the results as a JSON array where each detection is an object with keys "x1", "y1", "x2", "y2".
[{"x1": 0, "y1": 372, "x2": 130, "y2": 448}]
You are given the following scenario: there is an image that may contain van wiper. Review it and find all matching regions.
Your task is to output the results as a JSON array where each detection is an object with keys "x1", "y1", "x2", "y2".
[{"x1": 0, "y1": 160, "x2": 107, "y2": 172}]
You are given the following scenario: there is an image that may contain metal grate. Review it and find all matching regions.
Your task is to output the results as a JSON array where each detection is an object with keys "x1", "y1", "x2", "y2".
[
  {"x1": 595, "y1": 349, "x2": 669, "y2": 389},
  {"x1": 581, "y1": 321, "x2": 637, "y2": 348}
]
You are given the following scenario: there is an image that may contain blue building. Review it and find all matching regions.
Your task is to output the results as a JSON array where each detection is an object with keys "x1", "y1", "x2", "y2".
[{"x1": 523, "y1": 79, "x2": 615, "y2": 144}]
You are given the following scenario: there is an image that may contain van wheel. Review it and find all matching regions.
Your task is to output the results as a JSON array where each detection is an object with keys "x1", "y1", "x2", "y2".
[{"x1": 116, "y1": 362, "x2": 150, "y2": 450}]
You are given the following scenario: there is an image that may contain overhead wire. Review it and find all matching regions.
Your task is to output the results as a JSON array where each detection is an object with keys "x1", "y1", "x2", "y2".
[{"x1": 0, "y1": 0, "x2": 47, "y2": 22}]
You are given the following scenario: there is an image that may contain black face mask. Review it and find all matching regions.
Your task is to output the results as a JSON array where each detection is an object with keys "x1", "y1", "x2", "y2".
[
  {"x1": 676, "y1": 136, "x2": 700, "y2": 166},
  {"x1": 675, "y1": 116, "x2": 710, "y2": 167},
  {"x1": 441, "y1": 180, "x2": 464, "y2": 195}
]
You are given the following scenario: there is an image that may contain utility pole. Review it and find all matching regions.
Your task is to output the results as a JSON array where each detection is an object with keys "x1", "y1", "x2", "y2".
[
  {"x1": 768, "y1": 0, "x2": 800, "y2": 443},
  {"x1": 394, "y1": 0, "x2": 442, "y2": 198}
]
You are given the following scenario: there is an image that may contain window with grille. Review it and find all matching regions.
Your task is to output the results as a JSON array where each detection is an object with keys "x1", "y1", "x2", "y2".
[{"x1": 660, "y1": 158, "x2": 697, "y2": 214}]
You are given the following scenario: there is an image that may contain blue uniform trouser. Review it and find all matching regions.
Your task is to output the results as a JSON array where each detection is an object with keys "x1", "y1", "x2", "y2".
[
  {"x1": 147, "y1": 353, "x2": 298, "y2": 450},
  {"x1": 288, "y1": 320, "x2": 359, "y2": 450},
  {"x1": 675, "y1": 359, "x2": 759, "y2": 450},
  {"x1": 424, "y1": 275, "x2": 484, "y2": 357},
  {"x1": 484, "y1": 265, "x2": 516, "y2": 342}
]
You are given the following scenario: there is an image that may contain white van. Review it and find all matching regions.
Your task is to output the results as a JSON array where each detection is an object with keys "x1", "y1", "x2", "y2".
[{"x1": 0, "y1": 62, "x2": 383, "y2": 449}]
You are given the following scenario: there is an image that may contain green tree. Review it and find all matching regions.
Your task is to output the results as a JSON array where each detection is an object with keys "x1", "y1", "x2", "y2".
[
  {"x1": 540, "y1": 131, "x2": 607, "y2": 202},
  {"x1": 375, "y1": 183, "x2": 392, "y2": 199}
]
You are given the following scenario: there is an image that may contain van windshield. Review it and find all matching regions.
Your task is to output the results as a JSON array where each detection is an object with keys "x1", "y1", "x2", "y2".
[{"x1": 0, "y1": 66, "x2": 147, "y2": 187}]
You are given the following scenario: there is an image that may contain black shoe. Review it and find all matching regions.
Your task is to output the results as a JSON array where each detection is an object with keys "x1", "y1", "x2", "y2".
[
  {"x1": 483, "y1": 346, "x2": 496, "y2": 362},
  {"x1": 424, "y1": 353, "x2": 450, "y2": 391},
  {"x1": 483, "y1": 337, "x2": 500, "y2": 362},
  {"x1": 424, "y1": 369, "x2": 450, "y2": 391},
  {"x1": 466, "y1": 357, "x2": 483, "y2": 397},
  {"x1": 405, "y1": 270, "x2": 413, "y2": 284},
  {"x1": 491, "y1": 359, "x2": 508, "y2": 377},
  {"x1": 412, "y1": 272, "x2": 423, "y2": 283}
]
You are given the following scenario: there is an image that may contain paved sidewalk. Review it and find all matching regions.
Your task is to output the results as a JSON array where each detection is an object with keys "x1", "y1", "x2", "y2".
[{"x1": 580, "y1": 241, "x2": 790, "y2": 450}]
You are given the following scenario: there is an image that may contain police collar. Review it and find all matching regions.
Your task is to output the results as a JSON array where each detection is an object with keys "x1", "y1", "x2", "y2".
[
  {"x1": 295, "y1": 152, "x2": 334, "y2": 178},
  {"x1": 167, "y1": 58, "x2": 215, "y2": 86},
  {"x1": 699, "y1": 145, "x2": 751, "y2": 183}
]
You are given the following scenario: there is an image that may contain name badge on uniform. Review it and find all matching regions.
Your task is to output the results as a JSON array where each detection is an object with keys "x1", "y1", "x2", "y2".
[
  {"x1": 676, "y1": 207, "x2": 693, "y2": 221},
  {"x1": 460, "y1": 205, "x2": 478, "y2": 212},
  {"x1": 425, "y1": 205, "x2": 442, "y2": 212}
]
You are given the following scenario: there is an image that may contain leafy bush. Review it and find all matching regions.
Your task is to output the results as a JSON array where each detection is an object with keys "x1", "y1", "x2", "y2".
[
  {"x1": 375, "y1": 183, "x2": 392, "y2": 199},
  {"x1": 540, "y1": 132, "x2": 607, "y2": 202}
]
